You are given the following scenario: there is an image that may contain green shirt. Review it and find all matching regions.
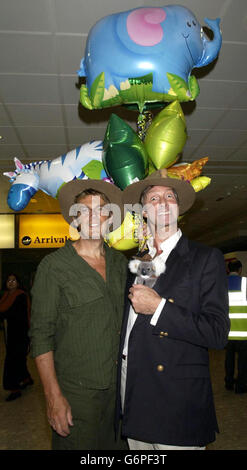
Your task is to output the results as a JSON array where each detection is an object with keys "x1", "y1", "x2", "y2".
[{"x1": 29, "y1": 241, "x2": 127, "y2": 390}]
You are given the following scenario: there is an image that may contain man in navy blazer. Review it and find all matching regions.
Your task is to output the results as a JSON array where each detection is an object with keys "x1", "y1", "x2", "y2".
[{"x1": 116, "y1": 170, "x2": 230, "y2": 450}]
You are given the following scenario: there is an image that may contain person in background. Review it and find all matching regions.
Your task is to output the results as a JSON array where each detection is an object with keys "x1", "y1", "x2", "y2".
[
  {"x1": 29, "y1": 179, "x2": 128, "y2": 450},
  {"x1": 0, "y1": 273, "x2": 33, "y2": 401},
  {"x1": 225, "y1": 260, "x2": 247, "y2": 393}
]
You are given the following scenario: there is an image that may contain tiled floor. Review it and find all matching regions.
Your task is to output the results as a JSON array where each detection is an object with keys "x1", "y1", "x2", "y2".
[{"x1": 0, "y1": 330, "x2": 246, "y2": 450}]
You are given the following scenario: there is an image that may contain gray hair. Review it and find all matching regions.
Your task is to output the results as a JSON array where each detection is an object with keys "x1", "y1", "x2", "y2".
[{"x1": 140, "y1": 185, "x2": 179, "y2": 205}]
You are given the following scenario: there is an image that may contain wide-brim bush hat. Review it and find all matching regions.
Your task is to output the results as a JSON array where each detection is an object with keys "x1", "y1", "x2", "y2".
[
  {"x1": 58, "y1": 179, "x2": 123, "y2": 225},
  {"x1": 123, "y1": 169, "x2": 196, "y2": 215}
]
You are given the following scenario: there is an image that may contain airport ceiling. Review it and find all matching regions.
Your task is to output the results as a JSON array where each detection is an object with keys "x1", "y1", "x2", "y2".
[{"x1": 0, "y1": 0, "x2": 247, "y2": 253}]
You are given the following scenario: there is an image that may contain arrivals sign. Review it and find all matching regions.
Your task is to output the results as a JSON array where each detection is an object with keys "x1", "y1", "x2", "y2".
[
  {"x1": 19, "y1": 214, "x2": 79, "y2": 248},
  {"x1": 0, "y1": 214, "x2": 15, "y2": 248}
]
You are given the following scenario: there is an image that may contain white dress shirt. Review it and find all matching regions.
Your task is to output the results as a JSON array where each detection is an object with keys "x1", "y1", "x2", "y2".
[{"x1": 123, "y1": 229, "x2": 182, "y2": 357}]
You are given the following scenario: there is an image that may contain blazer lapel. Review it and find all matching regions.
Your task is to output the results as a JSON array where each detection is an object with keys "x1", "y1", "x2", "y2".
[
  {"x1": 121, "y1": 235, "x2": 191, "y2": 337},
  {"x1": 153, "y1": 235, "x2": 191, "y2": 297},
  {"x1": 120, "y1": 272, "x2": 135, "y2": 348}
]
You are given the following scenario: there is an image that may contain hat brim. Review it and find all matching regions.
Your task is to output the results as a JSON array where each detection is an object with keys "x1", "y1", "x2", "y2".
[
  {"x1": 58, "y1": 179, "x2": 123, "y2": 225},
  {"x1": 123, "y1": 177, "x2": 196, "y2": 215}
]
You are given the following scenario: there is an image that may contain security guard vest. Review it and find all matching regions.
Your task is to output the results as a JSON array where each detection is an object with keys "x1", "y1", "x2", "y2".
[{"x1": 228, "y1": 275, "x2": 247, "y2": 340}]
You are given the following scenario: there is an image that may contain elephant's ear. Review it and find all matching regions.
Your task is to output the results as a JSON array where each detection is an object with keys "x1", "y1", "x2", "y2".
[
  {"x1": 116, "y1": 7, "x2": 166, "y2": 54},
  {"x1": 126, "y1": 8, "x2": 166, "y2": 46}
]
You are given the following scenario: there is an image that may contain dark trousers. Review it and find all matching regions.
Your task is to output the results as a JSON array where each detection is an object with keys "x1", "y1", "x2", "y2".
[
  {"x1": 225, "y1": 340, "x2": 247, "y2": 388},
  {"x1": 3, "y1": 348, "x2": 30, "y2": 391},
  {"x1": 52, "y1": 386, "x2": 127, "y2": 450}
]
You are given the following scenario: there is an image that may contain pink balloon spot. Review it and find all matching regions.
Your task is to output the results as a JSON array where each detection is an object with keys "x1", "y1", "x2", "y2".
[{"x1": 127, "y1": 8, "x2": 166, "y2": 47}]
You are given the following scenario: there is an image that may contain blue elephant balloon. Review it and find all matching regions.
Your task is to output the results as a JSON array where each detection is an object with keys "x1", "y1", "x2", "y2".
[{"x1": 78, "y1": 5, "x2": 222, "y2": 112}]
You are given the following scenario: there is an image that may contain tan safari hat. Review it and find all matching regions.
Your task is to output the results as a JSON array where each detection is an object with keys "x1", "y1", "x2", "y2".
[
  {"x1": 58, "y1": 179, "x2": 123, "y2": 225},
  {"x1": 123, "y1": 169, "x2": 196, "y2": 215}
]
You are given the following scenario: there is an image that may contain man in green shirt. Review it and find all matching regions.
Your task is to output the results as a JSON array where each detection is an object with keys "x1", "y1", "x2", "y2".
[{"x1": 29, "y1": 179, "x2": 127, "y2": 450}]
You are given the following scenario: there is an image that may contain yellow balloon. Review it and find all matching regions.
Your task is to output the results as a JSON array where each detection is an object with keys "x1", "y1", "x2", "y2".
[
  {"x1": 105, "y1": 211, "x2": 139, "y2": 251},
  {"x1": 148, "y1": 158, "x2": 156, "y2": 175},
  {"x1": 190, "y1": 176, "x2": 211, "y2": 192},
  {"x1": 144, "y1": 101, "x2": 187, "y2": 170}
]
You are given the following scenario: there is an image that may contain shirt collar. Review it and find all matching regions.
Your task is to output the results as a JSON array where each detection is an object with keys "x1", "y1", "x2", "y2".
[{"x1": 147, "y1": 229, "x2": 182, "y2": 260}]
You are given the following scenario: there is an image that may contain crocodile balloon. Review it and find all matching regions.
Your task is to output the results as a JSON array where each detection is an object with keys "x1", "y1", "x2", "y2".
[{"x1": 78, "y1": 5, "x2": 222, "y2": 111}]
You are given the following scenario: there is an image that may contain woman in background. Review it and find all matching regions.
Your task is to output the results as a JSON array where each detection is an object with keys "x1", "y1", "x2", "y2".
[{"x1": 0, "y1": 273, "x2": 33, "y2": 401}]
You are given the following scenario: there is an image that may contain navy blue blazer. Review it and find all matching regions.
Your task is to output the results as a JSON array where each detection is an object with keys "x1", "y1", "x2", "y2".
[{"x1": 116, "y1": 235, "x2": 230, "y2": 447}]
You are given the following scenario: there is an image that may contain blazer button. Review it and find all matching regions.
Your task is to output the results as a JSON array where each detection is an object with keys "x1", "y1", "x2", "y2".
[
  {"x1": 157, "y1": 364, "x2": 164, "y2": 372},
  {"x1": 168, "y1": 298, "x2": 174, "y2": 303},
  {"x1": 160, "y1": 331, "x2": 168, "y2": 337}
]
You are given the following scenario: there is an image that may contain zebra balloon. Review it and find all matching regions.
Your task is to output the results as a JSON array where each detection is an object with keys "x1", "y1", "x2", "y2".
[{"x1": 4, "y1": 141, "x2": 110, "y2": 211}]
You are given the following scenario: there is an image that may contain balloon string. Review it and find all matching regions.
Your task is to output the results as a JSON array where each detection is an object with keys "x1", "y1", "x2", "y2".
[{"x1": 136, "y1": 111, "x2": 153, "y2": 141}]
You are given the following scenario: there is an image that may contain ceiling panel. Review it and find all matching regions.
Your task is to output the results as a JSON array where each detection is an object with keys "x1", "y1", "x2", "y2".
[
  {"x1": 0, "y1": 126, "x2": 21, "y2": 145},
  {"x1": 66, "y1": 126, "x2": 105, "y2": 145},
  {"x1": 219, "y1": 0, "x2": 247, "y2": 42},
  {"x1": 63, "y1": 104, "x2": 86, "y2": 126},
  {"x1": 17, "y1": 126, "x2": 66, "y2": 146},
  {"x1": 201, "y1": 129, "x2": 247, "y2": 147},
  {"x1": 59, "y1": 76, "x2": 81, "y2": 104},
  {"x1": 0, "y1": 104, "x2": 12, "y2": 126},
  {"x1": 207, "y1": 43, "x2": 247, "y2": 81},
  {"x1": 184, "y1": 145, "x2": 233, "y2": 161},
  {"x1": 0, "y1": 0, "x2": 52, "y2": 32},
  {"x1": 0, "y1": 33, "x2": 56, "y2": 74},
  {"x1": 54, "y1": 0, "x2": 143, "y2": 33},
  {"x1": 214, "y1": 109, "x2": 247, "y2": 130},
  {"x1": 5, "y1": 104, "x2": 64, "y2": 126},
  {"x1": 185, "y1": 107, "x2": 226, "y2": 129},
  {"x1": 56, "y1": 35, "x2": 87, "y2": 75},
  {"x1": 0, "y1": 75, "x2": 61, "y2": 104},
  {"x1": 195, "y1": 80, "x2": 247, "y2": 109},
  {"x1": 231, "y1": 85, "x2": 247, "y2": 108},
  {"x1": 228, "y1": 148, "x2": 247, "y2": 161},
  {"x1": 0, "y1": 144, "x2": 25, "y2": 160},
  {"x1": 141, "y1": 0, "x2": 227, "y2": 17},
  {"x1": 20, "y1": 144, "x2": 69, "y2": 160}
]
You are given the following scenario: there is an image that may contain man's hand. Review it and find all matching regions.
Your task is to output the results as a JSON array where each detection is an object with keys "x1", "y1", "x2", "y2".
[
  {"x1": 128, "y1": 284, "x2": 162, "y2": 314},
  {"x1": 46, "y1": 393, "x2": 73, "y2": 437}
]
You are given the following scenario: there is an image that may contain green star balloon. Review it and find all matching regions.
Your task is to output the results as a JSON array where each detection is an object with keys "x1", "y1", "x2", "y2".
[
  {"x1": 144, "y1": 101, "x2": 187, "y2": 169},
  {"x1": 103, "y1": 114, "x2": 148, "y2": 190}
]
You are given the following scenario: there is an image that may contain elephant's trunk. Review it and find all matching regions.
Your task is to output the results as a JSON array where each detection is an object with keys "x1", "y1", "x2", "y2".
[{"x1": 195, "y1": 18, "x2": 222, "y2": 68}]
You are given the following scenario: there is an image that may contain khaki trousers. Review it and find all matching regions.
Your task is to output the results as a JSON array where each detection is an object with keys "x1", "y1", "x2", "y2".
[
  {"x1": 52, "y1": 385, "x2": 127, "y2": 450},
  {"x1": 128, "y1": 439, "x2": 205, "y2": 451}
]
